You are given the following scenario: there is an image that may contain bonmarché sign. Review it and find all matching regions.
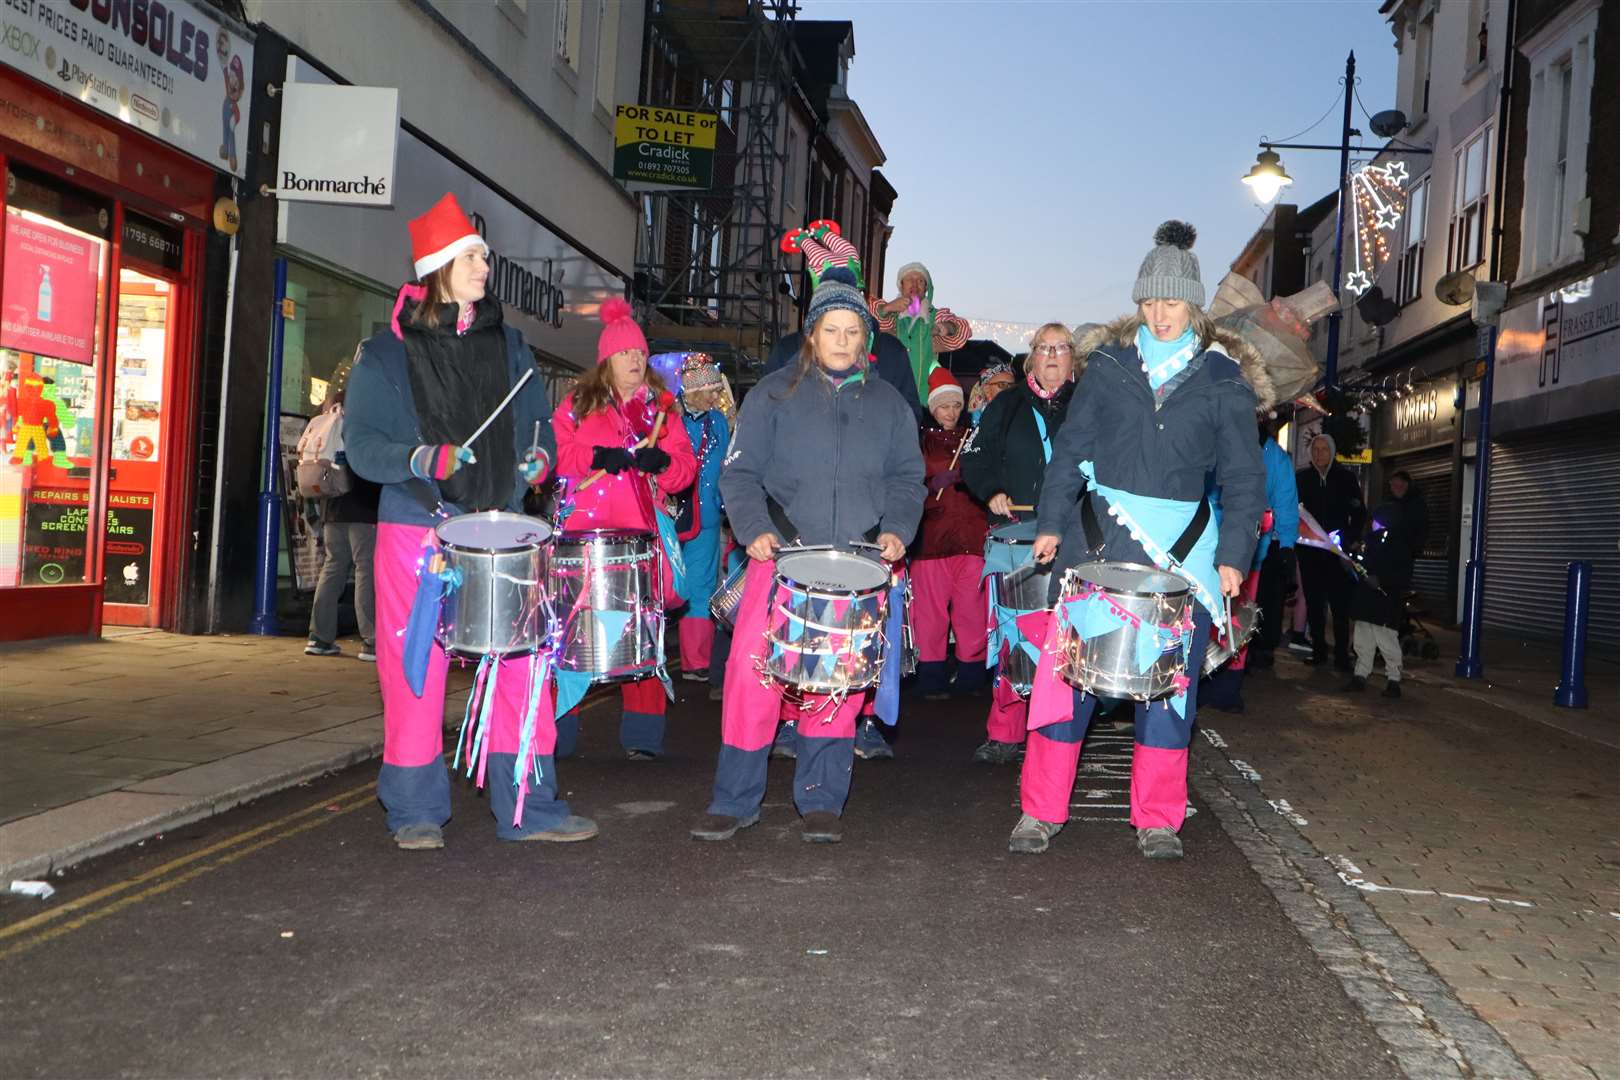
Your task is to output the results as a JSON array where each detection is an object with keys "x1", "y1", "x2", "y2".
[
  {"x1": 0, "y1": 0, "x2": 254, "y2": 178},
  {"x1": 275, "y1": 82, "x2": 399, "y2": 207}
]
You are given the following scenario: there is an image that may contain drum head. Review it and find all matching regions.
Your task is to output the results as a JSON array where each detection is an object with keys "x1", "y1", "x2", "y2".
[
  {"x1": 989, "y1": 519, "x2": 1038, "y2": 544},
  {"x1": 777, "y1": 549, "x2": 890, "y2": 593},
  {"x1": 1072, "y1": 561, "x2": 1192, "y2": 597},
  {"x1": 436, "y1": 512, "x2": 553, "y2": 552}
]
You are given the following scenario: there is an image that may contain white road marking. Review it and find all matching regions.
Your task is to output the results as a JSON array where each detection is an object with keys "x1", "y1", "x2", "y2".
[{"x1": 1268, "y1": 798, "x2": 1309, "y2": 826}]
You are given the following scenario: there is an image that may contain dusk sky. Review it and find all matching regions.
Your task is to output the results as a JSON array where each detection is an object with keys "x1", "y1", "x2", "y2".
[{"x1": 802, "y1": 0, "x2": 1400, "y2": 350}]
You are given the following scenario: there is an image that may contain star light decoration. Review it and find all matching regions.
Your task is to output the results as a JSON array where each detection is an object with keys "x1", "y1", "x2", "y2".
[{"x1": 1343, "y1": 161, "x2": 1409, "y2": 296}]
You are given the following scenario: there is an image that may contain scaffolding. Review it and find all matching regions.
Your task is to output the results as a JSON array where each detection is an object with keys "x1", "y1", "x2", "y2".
[{"x1": 635, "y1": 0, "x2": 800, "y2": 382}]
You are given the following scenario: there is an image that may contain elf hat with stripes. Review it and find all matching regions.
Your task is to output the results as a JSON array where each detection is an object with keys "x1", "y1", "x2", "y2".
[{"x1": 408, "y1": 193, "x2": 487, "y2": 280}]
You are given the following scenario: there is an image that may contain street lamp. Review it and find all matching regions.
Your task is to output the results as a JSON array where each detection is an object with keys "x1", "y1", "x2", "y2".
[
  {"x1": 1243, "y1": 149, "x2": 1294, "y2": 205},
  {"x1": 1244, "y1": 51, "x2": 1431, "y2": 389}
]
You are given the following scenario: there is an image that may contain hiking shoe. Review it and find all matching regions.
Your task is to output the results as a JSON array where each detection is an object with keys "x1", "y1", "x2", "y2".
[
  {"x1": 304, "y1": 638, "x2": 341, "y2": 657},
  {"x1": 1008, "y1": 813, "x2": 1062, "y2": 854},
  {"x1": 853, "y1": 719, "x2": 894, "y2": 760},
  {"x1": 770, "y1": 720, "x2": 797, "y2": 760},
  {"x1": 1341, "y1": 675, "x2": 1367, "y2": 693},
  {"x1": 690, "y1": 811, "x2": 760, "y2": 841},
  {"x1": 625, "y1": 748, "x2": 658, "y2": 762},
  {"x1": 357, "y1": 640, "x2": 376, "y2": 662},
  {"x1": 514, "y1": 815, "x2": 598, "y2": 842},
  {"x1": 1137, "y1": 827, "x2": 1183, "y2": 859},
  {"x1": 972, "y1": 739, "x2": 1021, "y2": 765},
  {"x1": 1382, "y1": 680, "x2": 1402, "y2": 699},
  {"x1": 394, "y1": 823, "x2": 444, "y2": 850},
  {"x1": 800, "y1": 811, "x2": 843, "y2": 844},
  {"x1": 681, "y1": 668, "x2": 708, "y2": 682}
]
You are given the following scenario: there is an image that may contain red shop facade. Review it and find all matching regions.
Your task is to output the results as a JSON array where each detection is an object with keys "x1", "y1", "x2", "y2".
[{"x1": 0, "y1": 2, "x2": 248, "y2": 641}]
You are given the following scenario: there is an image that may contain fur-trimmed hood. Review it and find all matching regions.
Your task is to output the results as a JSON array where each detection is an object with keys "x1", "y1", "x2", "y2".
[{"x1": 1076, "y1": 314, "x2": 1277, "y2": 411}]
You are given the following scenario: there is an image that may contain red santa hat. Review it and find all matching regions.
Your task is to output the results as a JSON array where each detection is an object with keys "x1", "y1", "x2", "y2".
[
  {"x1": 926, "y1": 366, "x2": 964, "y2": 408},
  {"x1": 408, "y1": 193, "x2": 486, "y2": 280}
]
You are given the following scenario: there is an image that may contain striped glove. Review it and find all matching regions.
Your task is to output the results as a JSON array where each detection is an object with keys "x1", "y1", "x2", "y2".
[
  {"x1": 409, "y1": 443, "x2": 473, "y2": 481},
  {"x1": 519, "y1": 448, "x2": 551, "y2": 486}
]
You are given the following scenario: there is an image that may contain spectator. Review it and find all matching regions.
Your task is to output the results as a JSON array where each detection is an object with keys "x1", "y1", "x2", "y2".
[
  {"x1": 1296, "y1": 433, "x2": 1365, "y2": 671},
  {"x1": 1344, "y1": 499, "x2": 1415, "y2": 698},
  {"x1": 304, "y1": 389, "x2": 381, "y2": 661},
  {"x1": 1247, "y1": 417, "x2": 1300, "y2": 670}
]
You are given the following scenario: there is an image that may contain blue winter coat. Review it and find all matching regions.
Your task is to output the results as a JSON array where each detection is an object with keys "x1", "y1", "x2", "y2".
[
  {"x1": 1035, "y1": 318, "x2": 1271, "y2": 576},
  {"x1": 1255, "y1": 437, "x2": 1301, "y2": 566},
  {"x1": 345, "y1": 323, "x2": 555, "y2": 528},
  {"x1": 682, "y1": 408, "x2": 728, "y2": 530}
]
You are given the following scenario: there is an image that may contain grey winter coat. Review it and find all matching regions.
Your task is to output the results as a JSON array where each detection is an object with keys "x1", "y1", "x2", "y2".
[
  {"x1": 720, "y1": 364, "x2": 925, "y2": 549},
  {"x1": 1036, "y1": 316, "x2": 1273, "y2": 576}
]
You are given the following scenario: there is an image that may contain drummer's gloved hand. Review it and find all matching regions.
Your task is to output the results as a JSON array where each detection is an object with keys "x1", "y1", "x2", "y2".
[
  {"x1": 633, "y1": 446, "x2": 671, "y2": 475},
  {"x1": 520, "y1": 448, "x2": 551, "y2": 486},
  {"x1": 591, "y1": 446, "x2": 635, "y2": 474},
  {"x1": 409, "y1": 443, "x2": 474, "y2": 482},
  {"x1": 926, "y1": 469, "x2": 960, "y2": 493}
]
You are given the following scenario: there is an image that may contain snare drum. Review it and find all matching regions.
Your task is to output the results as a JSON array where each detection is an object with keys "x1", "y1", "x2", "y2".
[
  {"x1": 549, "y1": 530, "x2": 662, "y2": 682},
  {"x1": 1202, "y1": 600, "x2": 1260, "y2": 676},
  {"x1": 709, "y1": 560, "x2": 747, "y2": 631},
  {"x1": 434, "y1": 512, "x2": 554, "y2": 658},
  {"x1": 1056, "y1": 561, "x2": 1194, "y2": 701},
  {"x1": 764, "y1": 547, "x2": 892, "y2": 693}
]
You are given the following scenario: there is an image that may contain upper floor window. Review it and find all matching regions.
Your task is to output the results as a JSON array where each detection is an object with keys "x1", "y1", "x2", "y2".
[
  {"x1": 1518, "y1": 0, "x2": 1597, "y2": 277},
  {"x1": 1447, "y1": 125, "x2": 1490, "y2": 272},
  {"x1": 1412, "y1": 13, "x2": 1435, "y2": 118},
  {"x1": 1396, "y1": 175, "x2": 1429, "y2": 305},
  {"x1": 593, "y1": 0, "x2": 620, "y2": 113},
  {"x1": 556, "y1": 0, "x2": 583, "y2": 70}
]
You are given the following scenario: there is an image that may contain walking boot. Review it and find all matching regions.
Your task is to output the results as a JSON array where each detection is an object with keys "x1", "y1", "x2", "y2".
[
  {"x1": 393, "y1": 823, "x2": 444, "y2": 851},
  {"x1": 1382, "y1": 680, "x2": 1402, "y2": 699},
  {"x1": 1008, "y1": 813, "x2": 1062, "y2": 854},
  {"x1": 800, "y1": 811, "x2": 843, "y2": 844},
  {"x1": 914, "y1": 660, "x2": 951, "y2": 701},
  {"x1": 515, "y1": 815, "x2": 599, "y2": 842},
  {"x1": 853, "y1": 719, "x2": 894, "y2": 760},
  {"x1": 690, "y1": 811, "x2": 759, "y2": 841},
  {"x1": 972, "y1": 739, "x2": 1021, "y2": 765},
  {"x1": 1137, "y1": 827, "x2": 1183, "y2": 859}
]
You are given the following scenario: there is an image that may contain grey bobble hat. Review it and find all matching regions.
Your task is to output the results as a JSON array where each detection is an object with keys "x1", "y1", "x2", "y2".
[
  {"x1": 1131, "y1": 220, "x2": 1205, "y2": 307},
  {"x1": 804, "y1": 265, "x2": 877, "y2": 338}
]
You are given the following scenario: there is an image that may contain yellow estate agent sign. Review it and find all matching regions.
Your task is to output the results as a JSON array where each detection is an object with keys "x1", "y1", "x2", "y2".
[{"x1": 613, "y1": 105, "x2": 718, "y2": 189}]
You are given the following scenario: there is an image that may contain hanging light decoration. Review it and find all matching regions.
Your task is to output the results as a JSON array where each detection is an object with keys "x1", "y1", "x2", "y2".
[{"x1": 1343, "y1": 161, "x2": 1409, "y2": 296}]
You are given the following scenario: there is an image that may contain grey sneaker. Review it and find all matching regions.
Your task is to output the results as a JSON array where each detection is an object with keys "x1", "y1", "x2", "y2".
[
  {"x1": 972, "y1": 739, "x2": 1021, "y2": 765},
  {"x1": 853, "y1": 719, "x2": 894, "y2": 760},
  {"x1": 690, "y1": 811, "x2": 760, "y2": 841},
  {"x1": 394, "y1": 823, "x2": 444, "y2": 850},
  {"x1": 305, "y1": 638, "x2": 341, "y2": 657},
  {"x1": 1008, "y1": 813, "x2": 1063, "y2": 854},
  {"x1": 1137, "y1": 827, "x2": 1183, "y2": 859},
  {"x1": 770, "y1": 719, "x2": 797, "y2": 760},
  {"x1": 515, "y1": 815, "x2": 599, "y2": 842},
  {"x1": 357, "y1": 640, "x2": 376, "y2": 662}
]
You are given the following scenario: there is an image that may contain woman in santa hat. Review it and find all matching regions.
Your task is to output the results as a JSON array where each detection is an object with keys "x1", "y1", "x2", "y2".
[
  {"x1": 908, "y1": 367, "x2": 990, "y2": 700},
  {"x1": 691, "y1": 266, "x2": 924, "y2": 845},
  {"x1": 345, "y1": 192, "x2": 590, "y2": 850},
  {"x1": 550, "y1": 299, "x2": 697, "y2": 761}
]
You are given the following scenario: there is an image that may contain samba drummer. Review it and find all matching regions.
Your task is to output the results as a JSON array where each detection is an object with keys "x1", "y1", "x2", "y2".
[
  {"x1": 959, "y1": 322, "x2": 1081, "y2": 765},
  {"x1": 551, "y1": 300, "x2": 697, "y2": 761},
  {"x1": 1021, "y1": 221, "x2": 1270, "y2": 860},
  {"x1": 691, "y1": 266, "x2": 925, "y2": 845},
  {"x1": 345, "y1": 193, "x2": 593, "y2": 850}
]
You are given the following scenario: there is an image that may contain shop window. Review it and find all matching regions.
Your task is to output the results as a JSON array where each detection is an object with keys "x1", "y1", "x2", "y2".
[
  {"x1": 1, "y1": 168, "x2": 111, "y2": 591},
  {"x1": 1447, "y1": 125, "x2": 1491, "y2": 272}
]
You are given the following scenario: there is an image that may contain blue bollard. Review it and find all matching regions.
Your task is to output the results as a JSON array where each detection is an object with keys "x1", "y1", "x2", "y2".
[
  {"x1": 1553, "y1": 561, "x2": 1591, "y2": 709},
  {"x1": 248, "y1": 258, "x2": 290, "y2": 636}
]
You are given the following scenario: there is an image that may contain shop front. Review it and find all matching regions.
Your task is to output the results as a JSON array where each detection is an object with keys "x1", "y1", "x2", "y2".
[
  {"x1": 1369, "y1": 374, "x2": 1462, "y2": 619},
  {"x1": 1479, "y1": 267, "x2": 1620, "y2": 650},
  {"x1": 0, "y1": 0, "x2": 250, "y2": 640}
]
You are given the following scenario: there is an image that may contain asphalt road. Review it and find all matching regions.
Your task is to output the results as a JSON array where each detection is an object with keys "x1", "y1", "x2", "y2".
[{"x1": 1, "y1": 681, "x2": 1402, "y2": 1079}]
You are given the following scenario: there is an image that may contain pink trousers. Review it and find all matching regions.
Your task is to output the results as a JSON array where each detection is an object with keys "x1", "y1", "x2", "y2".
[
  {"x1": 679, "y1": 617, "x2": 714, "y2": 670},
  {"x1": 909, "y1": 554, "x2": 988, "y2": 663},
  {"x1": 375, "y1": 522, "x2": 556, "y2": 768},
  {"x1": 1021, "y1": 735, "x2": 1190, "y2": 831}
]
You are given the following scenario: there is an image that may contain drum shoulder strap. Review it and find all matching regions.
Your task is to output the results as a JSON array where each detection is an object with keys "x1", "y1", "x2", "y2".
[{"x1": 1081, "y1": 490, "x2": 1211, "y2": 564}]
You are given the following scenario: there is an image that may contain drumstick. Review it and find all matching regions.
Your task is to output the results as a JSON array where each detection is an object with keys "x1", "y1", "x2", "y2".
[
  {"x1": 461, "y1": 368, "x2": 535, "y2": 461},
  {"x1": 1008, "y1": 503, "x2": 1035, "y2": 513},
  {"x1": 574, "y1": 409, "x2": 668, "y2": 494},
  {"x1": 932, "y1": 438, "x2": 966, "y2": 502}
]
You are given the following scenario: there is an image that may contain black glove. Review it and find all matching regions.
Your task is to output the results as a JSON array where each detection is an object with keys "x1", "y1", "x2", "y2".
[
  {"x1": 633, "y1": 446, "x2": 671, "y2": 474},
  {"x1": 591, "y1": 446, "x2": 635, "y2": 474}
]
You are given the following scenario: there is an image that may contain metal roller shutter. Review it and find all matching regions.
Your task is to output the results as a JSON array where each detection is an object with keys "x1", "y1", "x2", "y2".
[
  {"x1": 1390, "y1": 447, "x2": 1456, "y2": 618},
  {"x1": 1482, "y1": 424, "x2": 1620, "y2": 651}
]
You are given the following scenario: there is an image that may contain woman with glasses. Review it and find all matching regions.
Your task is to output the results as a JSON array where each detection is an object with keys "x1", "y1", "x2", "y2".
[{"x1": 959, "y1": 323, "x2": 1080, "y2": 765}]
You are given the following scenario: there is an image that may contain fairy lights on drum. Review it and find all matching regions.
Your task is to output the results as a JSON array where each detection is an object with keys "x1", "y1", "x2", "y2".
[{"x1": 1343, "y1": 160, "x2": 1409, "y2": 296}]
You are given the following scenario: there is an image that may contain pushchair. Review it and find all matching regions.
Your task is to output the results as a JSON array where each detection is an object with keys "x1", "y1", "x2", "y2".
[{"x1": 1398, "y1": 591, "x2": 1441, "y2": 660}]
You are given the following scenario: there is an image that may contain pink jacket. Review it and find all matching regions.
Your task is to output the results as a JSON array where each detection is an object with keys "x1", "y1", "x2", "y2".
[{"x1": 552, "y1": 384, "x2": 696, "y2": 534}]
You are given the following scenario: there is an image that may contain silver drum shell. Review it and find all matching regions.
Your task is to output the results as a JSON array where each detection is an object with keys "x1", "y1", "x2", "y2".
[
  {"x1": 1057, "y1": 561, "x2": 1194, "y2": 701},
  {"x1": 1203, "y1": 600, "x2": 1261, "y2": 676},
  {"x1": 763, "y1": 577, "x2": 890, "y2": 694},
  {"x1": 991, "y1": 553, "x2": 1054, "y2": 694},
  {"x1": 434, "y1": 513, "x2": 552, "y2": 659},
  {"x1": 709, "y1": 561, "x2": 747, "y2": 631},
  {"x1": 550, "y1": 531, "x2": 662, "y2": 682}
]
